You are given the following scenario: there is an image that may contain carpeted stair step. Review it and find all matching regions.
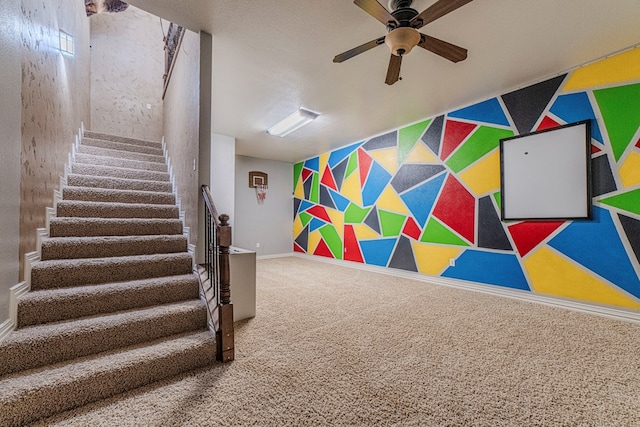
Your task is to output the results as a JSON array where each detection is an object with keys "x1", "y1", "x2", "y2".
[
  {"x1": 0, "y1": 300, "x2": 207, "y2": 377},
  {"x1": 31, "y1": 252, "x2": 193, "y2": 290},
  {"x1": 66, "y1": 174, "x2": 173, "y2": 193},
  {"x1": 0, "y1": 330, "x2": 216, "y2": 427},
  {"x1": 41, "y1": 235, "x2": 188, "y2": 260},
  {"x1": 84, "y1": 130, "x2": 163, "y2": 149},
  {"x1": 81, "y1": 136, "x2": 164, "y2": 156},
  {"x1": 49, "y1": 217, "x2": 183, "y2": 237},
  {"x1": 17, "y1": 274, "x2": 199, "y2": 327},
  {"x1": 74, "y1": 153, "x2": 167, "y2": 172},
  {"x1": 72, "y1": 163, "x2": 170, "y2": 182},
  {"x1": 62, "y1": 186, "x2": 175, "y2": 205},
  {"x1": 77, "y1": 144, "x2": 166, "y2": 164},
  {"x1": 56, "y1": 200, "x2": 179, "y2": 219}
]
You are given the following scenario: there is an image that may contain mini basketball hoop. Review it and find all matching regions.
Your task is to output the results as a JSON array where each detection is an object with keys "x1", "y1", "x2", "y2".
[
  {"x1": 249, "y1": 171, "x2": 268, "y2": 205},
  {"x1": 255, "y1": 184, "x2": 268, "y2": 204}
]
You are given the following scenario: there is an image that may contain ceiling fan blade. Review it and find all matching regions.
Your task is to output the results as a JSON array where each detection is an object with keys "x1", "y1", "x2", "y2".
[
  {"x1": 333, "y1": 36, "x2": 386, "y2": 63},
  {"x1": 354, "y1": 0, "x2": 398, "y2": 26},
  {"x1": 411, "y1": 0, "x2": 473, "y2": 29},
  {"x1": 418, "y1": 34, "x2": 467, "y2": 62},
  {"x1": 385, "y1": 54, "x2": 402, "y2": 85}
]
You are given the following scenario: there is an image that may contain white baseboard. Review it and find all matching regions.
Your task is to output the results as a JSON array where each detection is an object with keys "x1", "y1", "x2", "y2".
[
  {"x1": 0, "y1": 318, "x2": 13, "y2": 343},
  {"x1": 292, "y1": 253, "x2": 640, "y2": 324},
  {"x1": 257, "y1": 252, "x2": 294, "y2": 260}
]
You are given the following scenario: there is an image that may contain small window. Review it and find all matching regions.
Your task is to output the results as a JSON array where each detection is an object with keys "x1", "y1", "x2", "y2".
[{"x1": 59, "y1": 30, "x2": 74, "y2": 56}]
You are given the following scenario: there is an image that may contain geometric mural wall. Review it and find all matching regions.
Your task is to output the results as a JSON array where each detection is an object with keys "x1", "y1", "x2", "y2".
[{"x1": 294, "y1": 46, "x2": 640, "y2": 311}]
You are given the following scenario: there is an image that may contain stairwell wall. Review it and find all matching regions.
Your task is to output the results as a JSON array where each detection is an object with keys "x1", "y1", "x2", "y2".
[
  {"x1": 0, "y1": 0, "x2": 23, "y2": 322},
  {"x1": 18, "y1": 0, "x2": 91, "y2": 282},
  {"x1": 89, "y1": 6, "x2": 164, "y2": 141},
  {"x1": 162, "y1": 29, "x2": 201, "y2": 250}
]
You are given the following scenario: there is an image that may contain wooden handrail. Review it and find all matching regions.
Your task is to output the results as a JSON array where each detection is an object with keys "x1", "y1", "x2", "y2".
[{"x1": 201, "y1": 185, "x2": 234, "y2": 362}]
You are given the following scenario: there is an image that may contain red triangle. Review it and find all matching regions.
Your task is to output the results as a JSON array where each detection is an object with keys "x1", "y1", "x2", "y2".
[
  {"x1": 307, "y1": 205, "x2": 332, "y2": 223},
  {"x1": 508, "y1": 221, "x2": 565, "y2": 257},
  {"x1": 293, "y1": 242, "x2": 305, "y2": 253},
  {"x1": 536, "y1": 116, "x2": 561, "y2": 131},
  {"x1": 313, "y1": 239, "x2": 334, "y2": 258},
  {"x1": 441, "y1": 120, "x2": 477, "y2": 160},
  {"x1": 320, "y1": 166, "x2": 338, "y2": 191},
  {"x1": 432, "y1": 175, "x2": 475, "y2": 243},
  {"x1": 635, "y1": 138, "x2": 640, "y2": 149},
  {"x1": 301, "y1": 168, "x2": 313, "y2": 182},
  {"x1": 358, "y1": 148, "x2": 373, "y2": 188},
  {"x1": 402, "y1": 217, "x2": 422, "y2": 241},
  {"x1": 591, "y1": 144, "x2": 602, "y2": 154},
  {"x1": 344, "y1": 225, "x2": 364, "y2": 263}
]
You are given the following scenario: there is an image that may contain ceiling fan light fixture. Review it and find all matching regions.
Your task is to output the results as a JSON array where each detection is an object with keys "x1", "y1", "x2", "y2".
[
  {"x1": 385, "y1": 27, "x2": 420, "y2": 56},
  {"x1": 266, "y1": 107, "x2": 320, "y2": 138}
]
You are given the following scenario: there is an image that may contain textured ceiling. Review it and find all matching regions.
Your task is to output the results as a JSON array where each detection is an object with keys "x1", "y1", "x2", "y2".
[{"x1": 127, "y1": 0, "x2": 640, "y2": 163}]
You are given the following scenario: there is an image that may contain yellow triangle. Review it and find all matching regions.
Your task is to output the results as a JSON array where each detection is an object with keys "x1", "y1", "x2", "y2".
[
  {"x1": 353, "y1": 223, "x2": 380, "y2": 240},
  {"x1": 376, "y1": 185, "x2": 409, "y2": 215},
  {"x1": 308, "y1": 230, "x2": 322, "y2": 254},
  {"x1": 564, "y1": 47, "x2": 640, "y2": 92},
  {"x1": 319, "y1": 153, "x2": 330, "y2": 176},
  {"x1": 369, "y1": 148, "x2": 398, "y2": 174},
  {"x1": 327, "y1": 208, "x2": 344, "y2": 240},
  {"x1": 294, "y1": 176, "x2": 305, "y2": 199},
  {"x1": 524, "y1": 246, "x2": 640, "y2": 309},
  {"x1": 405, "y1": 142, "x2": 439, "y2": 163},
  {"x1": 340, "y1": 170, "x2": 363, "y2": 207},
  {"x1": 458, "y1": 149, "x2": 500, "y2": 196},
  {"x1": 411, "y1": 241, "x2": 463, "y2": 276},
  {"x1": 293, "y1": 215, "x2": 304, "y2": 238},
  {"x1": 620, "y1": 151, "x2": 640, "y2": 188}
]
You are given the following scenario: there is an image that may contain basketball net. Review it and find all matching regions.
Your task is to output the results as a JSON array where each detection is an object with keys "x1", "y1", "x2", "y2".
[{"x1": 255, "y1": 184, "x2": 268, "y2": 204}]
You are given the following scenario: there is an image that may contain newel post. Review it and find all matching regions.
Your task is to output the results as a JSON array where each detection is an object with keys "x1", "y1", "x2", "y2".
[{"x1": 216, "y1": 214, "x2": 234, "y2": 362}]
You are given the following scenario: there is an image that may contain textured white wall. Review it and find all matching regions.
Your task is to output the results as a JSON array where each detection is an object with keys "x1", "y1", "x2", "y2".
[
  {"x1": 19, "y1": 0, "x2": 91, "y2": 281},
  {"x1": 162, "y1": 29, "x2": 200, "y2": 247},
  {"x1": 0, "y1": 0, "x2": 23, "y2": 321},
  {"x1": 90, "y1": 6, "x2": 164, "y2": 141},
  {"x1": 234, "y1": 156, "x2": 293, "y2": 256}
]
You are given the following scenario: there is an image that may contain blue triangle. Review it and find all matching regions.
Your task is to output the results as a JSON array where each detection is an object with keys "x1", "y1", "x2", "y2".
[
  {"x1": 328, "y1": 141, "x2": 363, "y2": 168},
  {"x1": 362, "y1": 161, "x2": 392, "y2": 207},
  {"x1": 299, "y1": 200, "x2": 314, "y2": 212},
  {"x1": 448, "y1": 98, "x2": 511, "y2": 127},
  {"x1": 400, "y1": 173, "x2": 447, "y2": 228},
  {"x1": 442, "y1": 250, "x2": 530, "y2": 290},
  {"x1": 549, "y1": 92, "x2": 604, "y2": 144},
  {"x1": 329, "y1": 189, "x2": 351, "y2": 212},
  {"x1": 360, "y1": 238, "x2": 398, "y2": 267},
  {"x1": 309, "y1": 218, "x2": 325, "y2": 232},
  {"x1": 304, "y1": 157, "x2": 319, "y2": 172},
  {"x1": 549, "y1": 206, "x2": 640, "y2": 299}
]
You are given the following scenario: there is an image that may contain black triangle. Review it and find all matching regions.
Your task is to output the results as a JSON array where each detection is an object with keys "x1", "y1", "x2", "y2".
[
  {"x1": 363, "y1": 131, "x2": 397, "y2": 151},
  {"x1": 364, "y1": 207, "x2": 381, "y2": 234},
  {"x1": 332, "y1": 157, "x2": 348, "y2": 192},
  {"x1": 319, "y1": 185, "x2": 337, "y2": 210},
  {"x1": 295, "y1": 225, "x2": 310, "y2": 252},
  {"x1": 502, "y1": 74, "x2": 567, "y2": 134},
  {"x1": 294, "y1": 198, "x2": 302, "y2": 219},
  {"x1": 421, "y1": 115, "x2": 444, "y2": 156},
  {"x1": 592, "y1": 154, "x2": 617, "y2": 197},
  {"x1": 391, "y1": 164, "x2": 446, "y2": 194},
  {"x1": 388, "y1": 236, "x2": 418, "y2": 272},
  {"x1": 478, "y1": 196, "x2": 512, "y2": 250},
  {"x1": 619, "y1": 214, "x2": 640, "y2": 264}
]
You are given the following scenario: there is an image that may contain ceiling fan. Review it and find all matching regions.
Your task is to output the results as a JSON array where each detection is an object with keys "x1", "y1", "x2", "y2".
[{"x1": 333, "y1": 0, "x2": 473, "y2": 85}]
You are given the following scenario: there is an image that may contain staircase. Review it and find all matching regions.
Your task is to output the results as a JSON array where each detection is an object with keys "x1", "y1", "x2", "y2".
[{"x1": 0, "y1": 131, "x2": 216, "y2": 426}]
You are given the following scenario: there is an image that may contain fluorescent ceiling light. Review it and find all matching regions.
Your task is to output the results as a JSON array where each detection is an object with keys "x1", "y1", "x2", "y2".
[{"x1": 267, "y1": 107, "x2": 320, "y2": 137}]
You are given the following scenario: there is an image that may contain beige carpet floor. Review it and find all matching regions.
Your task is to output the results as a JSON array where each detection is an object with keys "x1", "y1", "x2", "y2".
[{"x1": 33, "y1": 256, "x2": 640, "y2": 426}]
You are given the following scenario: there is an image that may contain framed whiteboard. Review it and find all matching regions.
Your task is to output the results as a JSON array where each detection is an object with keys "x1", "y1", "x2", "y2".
[{"x1": 500, "y1": 120, "x2": 591, "y2": 221}]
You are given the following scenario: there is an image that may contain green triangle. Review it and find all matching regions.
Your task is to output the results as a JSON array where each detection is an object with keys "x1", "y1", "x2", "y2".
[
  {"x1": 446, "y1": 126, "x2": 513, "y2": 173},
  {"x1": 319, "y1": 224, "x2": 343, "y2": 260},
  {"x1": 378, "y1": 210, "x2": 406, "y2": 237},
  {"x1": 600, "y1": 189, "x2": 640, "y2": 215},
  {"x1": 299, "y1": 212, "x2": 313, "y2": 227},
  {"x1": 310, "y1": 172, "x2": 320, "y2": 204},
  {"x1": 344, "y1": 203, "x2": 370, "y2": 223},
  {"x1": 420, "y1": 218, "x2": 470, "y2": 246},
  {"x1": 399, "y1": 119, "x2": 431, "y2": 165},
  {"x1": 594, "y1": 82, "x2": 640, "y2": 162},
  {"x1": 493, "y1": 192, "x2": 502, "y2": 210},
  {"x1": 293, "y1": 162, "x2": 304, "y2": 190},
  {"x1": 345, "y1": 151, "x2": 358, "y2": 178}
]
